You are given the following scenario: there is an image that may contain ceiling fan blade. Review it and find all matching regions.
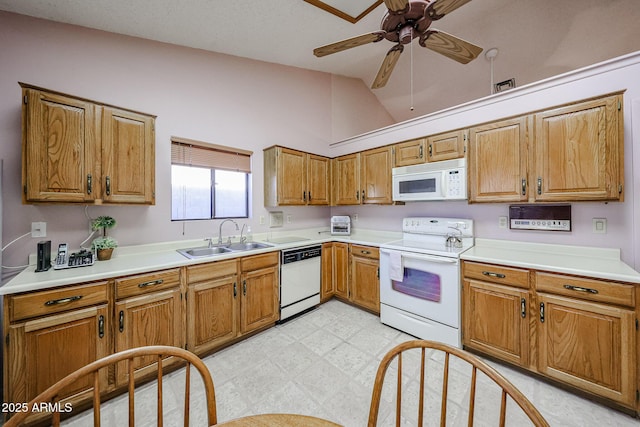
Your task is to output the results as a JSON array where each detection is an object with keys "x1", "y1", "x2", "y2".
[
  {"x1": 419, "y1": 30, "x2": 482, "y2": 64},
  {"x1": 371, "y1": 44, "x2": 404, "y2": 89},
  {"x1": 384, "y1": 0, "x2": 409, "y2": 13},
  {"x1": 314, "y1": 31, "x2": 386, "y2": 57},
  {"x1": 427, "y1": 0, "x2": 472, "y2": 19}
]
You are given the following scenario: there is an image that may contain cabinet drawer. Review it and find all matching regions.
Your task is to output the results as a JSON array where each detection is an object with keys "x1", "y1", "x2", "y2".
[
  {"x1": 116, "y1": 268, "x2": 181, "y2": 299},
  {"x1": 350, "y1": 245, "x2": 379, "y2": 260},
  {"x1": 463, "y1": 262, "x2": 529, "y2": 289},
  {"x1": 535, "y1": 272, "x2": 635, "y2": 307},
  {"x1": 187, "y1": 259, "x2": 238, "y2": 283},
  {"x1": 10, "y1": 281, "x2": 108, "y2": 322},
  {"x1": 240, "y1": 252, "x2": 279, "y2": 271}
]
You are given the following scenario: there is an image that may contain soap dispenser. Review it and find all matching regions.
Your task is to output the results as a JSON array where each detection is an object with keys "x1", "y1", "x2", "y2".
[{"x1": 246, "y1": 226, "x2": 253, "y2": 242}]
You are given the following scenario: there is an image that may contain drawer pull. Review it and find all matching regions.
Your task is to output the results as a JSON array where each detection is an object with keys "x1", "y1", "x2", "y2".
[
  {"x1": 138, "y1": 279, "x2": 164, "y2": 288},
  {"x1": 44, "y1": 295, "x2": 82, "y2": 306},
  {"x1": 482, "y1": 271, "x2": 506, "y2": 279},
  {"x1": 520, "y1": 298, "x2": 526, "y2": 318},
  {"x1": 360, "y1": 250, "x2": 371, "y2": 255},
  {"x1": 563, "y1": 284, "x2": 598, "y2": 294}
]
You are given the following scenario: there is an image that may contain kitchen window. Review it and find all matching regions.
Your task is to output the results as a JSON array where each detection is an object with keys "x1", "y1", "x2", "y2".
[{"x1": 171, "y1": 137, "x2": 252, "y2": 221}]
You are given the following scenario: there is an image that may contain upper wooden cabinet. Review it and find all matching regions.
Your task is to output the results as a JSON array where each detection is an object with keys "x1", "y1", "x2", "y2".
[
  {"x1": 263, "y1": 146, "x2": 330, "y2": 207},
  {"x1": 333, "y1": 147, "x2": 393, "y2": 205},
  {"x1": 468, "y1": 116, "x2": 530, "y2": 203},
  {"x1": 20, "y1": 83, "x2": 156, "y2": 205},
  {"x1": 534, "y1": 95, "x2": 624, "y2": 201},
  {"x1": 468, "y1": 93, "x2": 624, "y2": 203},
  {"x1": 426, "y1": 129, "x2": 467, "y2": 162},
  {"x1": 393, "y1": 138, "x2": 425, "y2": 167}
]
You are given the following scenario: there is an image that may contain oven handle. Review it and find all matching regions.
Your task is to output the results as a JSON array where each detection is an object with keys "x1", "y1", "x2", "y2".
[{"x1": 381, "y1": 249, "x2": 459, "y2": 264}]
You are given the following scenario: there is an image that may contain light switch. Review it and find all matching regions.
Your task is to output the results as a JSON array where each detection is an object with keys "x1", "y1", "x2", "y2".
[{"x1": 592, "y1": 218, "x2": 607, "y2": 234}]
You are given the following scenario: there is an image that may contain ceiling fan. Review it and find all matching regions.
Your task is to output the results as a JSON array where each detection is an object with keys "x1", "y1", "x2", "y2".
[{"x1": 313, "y1": 0, "x2": 482, "y2": 89}]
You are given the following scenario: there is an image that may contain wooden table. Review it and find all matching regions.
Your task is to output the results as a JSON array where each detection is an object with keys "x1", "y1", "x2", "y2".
[{"x1": 215, "y1": 413, "x2": 343, "y2": 426}]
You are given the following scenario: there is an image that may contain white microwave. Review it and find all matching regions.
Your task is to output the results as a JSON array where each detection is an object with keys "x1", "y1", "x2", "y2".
[{"x1": 392, "y1": 158, "x2": 467, "y2": 202}]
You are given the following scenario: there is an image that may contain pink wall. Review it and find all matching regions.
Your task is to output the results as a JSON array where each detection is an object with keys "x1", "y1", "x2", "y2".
[{"x1": 0, "y1": 12, "x2": 393, "y2": 273}]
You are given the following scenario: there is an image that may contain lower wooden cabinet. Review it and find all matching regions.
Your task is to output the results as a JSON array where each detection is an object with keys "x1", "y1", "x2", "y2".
[
  {"x1": 321, "y1": 243, "x2": 335, "y2": 301},
  {"x1": 462, "y1": 260, "x2": 638, "y2": 410},
  {"x1": 114, "y1": 269, "x2": 183, "y2": 385},
  {"x1": 240, "y1": 252, "x2": 280, "y2": 334},
  {"x1": 350, "y1": 245, "x2": 380, "y2": 314},
  {"x1": 187, "y1": 259, "x2": 239, "y2": 354}
]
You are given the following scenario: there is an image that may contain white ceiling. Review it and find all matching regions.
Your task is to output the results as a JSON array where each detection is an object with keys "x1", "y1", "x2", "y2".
[{"x1": 1, "y1": 0, "x2": 640, "y2": 123}]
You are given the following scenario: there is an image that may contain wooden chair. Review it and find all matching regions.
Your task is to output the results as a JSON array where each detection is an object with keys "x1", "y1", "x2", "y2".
[
  {"x1": 4, "y1": 345, "x2": 217, "y2": 427},
  {"x1": 368, "y1": 340, "x2": 549, "y2": 427}
]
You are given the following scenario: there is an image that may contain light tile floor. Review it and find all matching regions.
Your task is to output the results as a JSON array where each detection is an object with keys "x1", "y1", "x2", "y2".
[{"x1": 63, "y1": 300, "x2": 640, "y2": 426}]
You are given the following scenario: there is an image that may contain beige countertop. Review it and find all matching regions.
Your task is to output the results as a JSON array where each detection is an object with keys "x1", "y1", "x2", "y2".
[
  {"x1": 0, "y1": 228, "x2": 402, "y2": 295},
  {"x1": 4, "y1": 232, "x2": 640, "y2": 295},
  {"x1": 461, "y1": 238, "x2": 640, "y2": 284}
]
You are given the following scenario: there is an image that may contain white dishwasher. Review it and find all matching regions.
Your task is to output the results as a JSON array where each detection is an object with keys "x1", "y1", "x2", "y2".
[{"x1": 279, "y1": 245, "x2": 321, "y2": 321}]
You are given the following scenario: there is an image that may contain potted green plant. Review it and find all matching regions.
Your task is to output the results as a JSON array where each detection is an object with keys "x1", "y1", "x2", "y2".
[{"x1": 90, "y1": 215, "x2": 118, "y2": 260}]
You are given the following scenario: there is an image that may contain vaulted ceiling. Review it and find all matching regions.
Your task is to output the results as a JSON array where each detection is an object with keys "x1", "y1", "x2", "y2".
[{"x1": 1, "y1": 0, "x2": 639, "y2": 124}]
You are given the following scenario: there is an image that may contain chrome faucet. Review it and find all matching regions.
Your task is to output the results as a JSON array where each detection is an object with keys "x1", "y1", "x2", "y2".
[
  {"x1": 239, "y1": 223, "x2": 248, "y2": 244},
  {"x1": 217, "y1": 219, "x2": 239, "y2": 245}
]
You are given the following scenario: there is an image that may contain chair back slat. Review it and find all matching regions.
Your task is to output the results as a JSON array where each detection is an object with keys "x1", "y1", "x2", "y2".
[
  {"x1": 3, "y1": 345, "x2": 217, "y2": 427},
  {"x1": 184, "y1": 362, "x2": 191, "y2": 427},
  {"x1": 367, "y1": 340, "x2": 550, "y2": 427}
]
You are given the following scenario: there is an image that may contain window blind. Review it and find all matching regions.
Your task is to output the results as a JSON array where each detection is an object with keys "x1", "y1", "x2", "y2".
[{"x1": 171, "y1": 137, "x2": 252, "y2": 173}]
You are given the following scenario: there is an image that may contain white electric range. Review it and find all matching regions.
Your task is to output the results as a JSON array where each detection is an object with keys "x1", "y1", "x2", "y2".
[{"x1": 379, "y1": 217, "x2": 474, "y2": 348}]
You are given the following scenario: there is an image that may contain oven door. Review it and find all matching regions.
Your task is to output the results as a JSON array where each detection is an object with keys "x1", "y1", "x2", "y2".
[{"x1": 380, "y1": 249, "x2": 460, "y2": 328}]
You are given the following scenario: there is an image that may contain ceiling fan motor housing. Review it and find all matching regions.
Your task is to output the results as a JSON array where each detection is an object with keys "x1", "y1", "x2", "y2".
[{"x1": 381, "y1": 0, "x2": 433, "y2": 44}]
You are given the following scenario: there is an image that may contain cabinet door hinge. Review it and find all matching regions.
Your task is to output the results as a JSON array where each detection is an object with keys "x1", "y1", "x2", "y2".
[
  {"x1": 636, "y1": 318, "x2": 638, "y2": 330},
  {"x1": 636, "y1": 389, "x2": 639, "y2": 402},
  {"x1": 619, "y1": 184, "x2": 623, "y2": 195},
  {"x1": 618, "y1": 100, "x2": 622, "y2": 111},
  {"x1": 23, "y1": 95, "x2": 28, "y2": 105},
  {"x1": 5, "y1": 334, "x2": 9, "y2": 347},
  {"x1": 23, "y1": 185, "x2": 27, "y2": 195}
]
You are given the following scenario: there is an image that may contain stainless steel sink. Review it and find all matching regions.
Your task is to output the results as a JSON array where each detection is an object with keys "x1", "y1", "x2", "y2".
[
  {"x1": 227, "y1": 242, "x2": 273, "y2": 251},
  {"x1": 177, "y1": 246, "x2": 233, "y2": 259}
]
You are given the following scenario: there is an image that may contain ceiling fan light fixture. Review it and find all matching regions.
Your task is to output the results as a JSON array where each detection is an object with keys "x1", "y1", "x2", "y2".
[{"x1": 484, "y1": 47, "x2": 498, "y2": 60}]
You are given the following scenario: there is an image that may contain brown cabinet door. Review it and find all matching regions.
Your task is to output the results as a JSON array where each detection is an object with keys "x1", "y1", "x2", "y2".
[
  {"x1": 8, "y1": 305, "x2": 110, "y2": 403},
  {"x1": 350, "y1": 253, "x2": 380, "y2": 314},
  {"x1": 537, "y1": 293, "x2": 636, "y2": 407},
  {"x1": 534, "y1": 95, "x2": 623, "y2": 201},
  {"x1": 321, "y1": 243, "x2": 334, "y2": 300},
  {"x1": 276, "y1": 147, "x2": 307, "y2": 205},
  {"x1": 115, "y1": 288, "x2": 183, "y2": 385},
  {"x1": 468, "y1": 116, "x2": 529, "y2": 203},
  {"x1": 462, "y1": 279, "x2": 530, "y2": 367},
  {"x1": 332, "y1": 154, "x2": 360, "y2": 205},
  {"x1": 187, "y1": 275, "x2": 238, "y2": 354},
  {"x1": 333, "y1": 243, "x2": 349, "y2": 299},
  {"x1": 22, "y1": 88, "x2": 98, "y2": 203},
  {"x1": 240, "y1": 265, "x2": 279, "y2": 334},
  {"x1": 393, "y1": 138, "x2": 425, "y2": 167},
  {"x1": 102, "y1": 107, "x2": 155, "y2": 204},
  {"x1": 426, "y1": 129, "x2": 466, "y2": 162},
  {"x1": 307, "y1": 154, "x2": 330, "y2": 205},
  {"x1": 360, "y1": 146, "x2": 392, "y2": 205}
]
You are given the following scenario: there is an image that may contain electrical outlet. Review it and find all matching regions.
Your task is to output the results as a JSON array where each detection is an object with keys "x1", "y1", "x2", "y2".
[
  {"x1": 259, "y1": 215, "x2": 265, "y2": 225},
  {"x1": 286, "y1": 214, "x2": 292, "y2": 224},
  {"x1": 498, "y1": 216, "x2": 508, "y2": 229},
  {"x1": 592, "y1": 218, "x2": 607, "y2": 234},
  {"x1": 31, "y1": 222, "x2": 47, "y2": 238}
]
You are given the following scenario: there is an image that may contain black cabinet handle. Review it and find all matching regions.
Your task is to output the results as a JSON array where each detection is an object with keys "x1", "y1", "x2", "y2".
[
  {"x1": 243, "y1": 280, "x2": 247, "y2": 296},
  {"x1": 520, "y1": 298, "x2": 526, "y2": 318},
  {"x1": 106, "y1": 176, "x2": 111, "y2": 196},
  {"x1": 233, "y1": 282, "x2": 237, "y2": 298},
  {"x1": 119, "y1": 310, "x2": 124, "y2": 332},
  {"x1": 98, "y1": 315, "x2": 105, "y2": 338},
  {"x1": 87, "y1": 174, "x2": 92, "y2": 195},
  {"x1": 482, "y1": 271, "x2": 506, "y2": 279},
  {"x1": 419, "y1": 145, "x2": 424, "y2": 158},
  {"x1": 563, "y1": 284, "x2": 598, "y2": 294},
  {"x1": 521, "y1": 178, "x2": 526, "y2": 196},
  {"x1": 45, "y1": 295, "x2": 82, "y2": 306},
  {"x1": 537, "y1": 177, "x2": 542, "y2": 195},
  {"x1": 539, "y1": 302, "x2": 545, "y2": 323},
  {"x1": 138, "y1": 279, "x2": 164, "y2": 288}
]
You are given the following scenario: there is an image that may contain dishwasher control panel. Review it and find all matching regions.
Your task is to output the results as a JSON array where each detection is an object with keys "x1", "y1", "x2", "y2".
[{"x1": 281, "y1": 246, "x2": 322, "y2": 264}]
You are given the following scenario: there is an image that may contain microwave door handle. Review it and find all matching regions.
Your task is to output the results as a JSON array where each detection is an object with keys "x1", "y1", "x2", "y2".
[{"x1": 441, "y1": 171, "x2": 448, "y2": 197}]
